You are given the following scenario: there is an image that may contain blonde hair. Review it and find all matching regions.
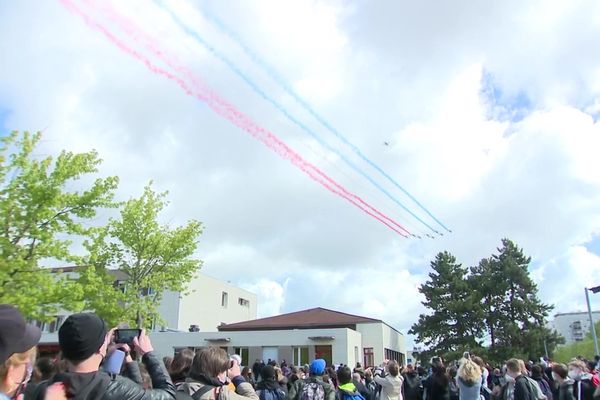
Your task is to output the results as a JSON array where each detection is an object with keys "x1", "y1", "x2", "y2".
[
  {"x1": 0, "y1": 347, "x2": 37, "y2": 392},
  {"x1": 458, "y1": 358, "x2": 482, "y2": 385}
]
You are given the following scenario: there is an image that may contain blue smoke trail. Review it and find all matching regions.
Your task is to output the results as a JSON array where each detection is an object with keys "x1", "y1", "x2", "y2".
[
  {"x1": 157, "y1": 2, "x2": 439, "y2": 235},
  {"x1": 195, "y1": 5, "x2": 451, "y2": 234}
]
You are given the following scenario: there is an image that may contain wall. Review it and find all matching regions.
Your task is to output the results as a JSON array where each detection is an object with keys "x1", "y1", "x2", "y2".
[
  {"x1": 157, "y1": 291, "x2": 181, "y2": 330},
  {"x1": 356, "y1": 322, "x2": 384, "y2": 365},
  {"x1": 149, "y1": 327, "x2": 356, "y2": 364},
  {"x1": 345, "y1": 328, "x2": 363, "y2": 367},
  {"x1": 173, "y1": 273, "x2": 258, "y2": 332}
]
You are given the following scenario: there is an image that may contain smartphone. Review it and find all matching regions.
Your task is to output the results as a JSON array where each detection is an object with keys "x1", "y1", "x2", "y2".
[
  {"x1": 104, "y1": 349, "x2": 126, "y2": 374},
  {"x1": 115, "y1": 328, "x2": 141, "y2": 345}
]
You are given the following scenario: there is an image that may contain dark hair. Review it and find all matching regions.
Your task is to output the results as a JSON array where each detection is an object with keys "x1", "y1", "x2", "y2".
[
  {"x1": 261, "y1": 365, "x2": 277, "y2": 382},
  {"x1": 169, "y1": 348, "x2": 195, "y2": 382},
  {"x1": 337, "y1": 366, "x2": 353, "y2": 385},
  {"x1": 35, "y1": 357, "x2": 57, "y2": 381},
  {"x1": 448, "y1": 366, "x2": 457, "y2": 379},
  {"x1": 431, "y1": 359, "x2": 449, "y2": 387},
  {"x1": 531, "y1": 364, "x2": 543, "y2": 379}
]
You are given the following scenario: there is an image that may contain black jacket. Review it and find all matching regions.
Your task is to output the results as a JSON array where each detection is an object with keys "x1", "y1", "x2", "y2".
[
  {"x1": 30, "y1": 352, "x2": 175, "y2": 400},
  {"x1": 513, "y1": 375, "x2": 536, "y2": 400}
]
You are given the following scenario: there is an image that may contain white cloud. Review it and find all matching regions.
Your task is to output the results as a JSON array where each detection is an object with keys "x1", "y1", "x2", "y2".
[{"x1": 1, "y1": 0, "x2": 600, "y2": 349}]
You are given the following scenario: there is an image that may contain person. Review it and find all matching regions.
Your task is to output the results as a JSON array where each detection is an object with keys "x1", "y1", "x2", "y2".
[
  {"x1": 505, "y1": 359, "x2": 536, "y2": 400},
  {"x1": 24, "y1": 357, "x2": 59, "y2": 399},
  {"x1": 374, "y1": 362, "x2": 403, "y2": 400},
  {"x1": 33, "y1": 312, "x2": 176, "y2": 400},
  {"x1": 456, "y1": 358, "x2": 481, "y2": 400},
  {"x1": 274, "y1": 367, "x2": 288, "y2": 395},
  {"x1": 447, "y1": 367, "x2": 459, "y2": 400},
  {"x1": 551, "y1": 364, "x2": 574, "y2": 400},
  {"x1": 530, "y1": 365, "x2": 552, "y2": 400},
  {"x1": 567, "y1": 360, "x2": 595, "y2": 400},
  {"x1": 177, "y1": 347, "x2": 258, "y2": 400},
  {"x1": 402, "y1": 365, "x2": 422, "y2": 400},
  {"x1": 352, "y1": 371, "x2": 371, "y2": 400},
  {"x1": 364, "y1": 369, "x2": 377, "y2": 398},
  {"x1": 256, "y1": 365, "x2": 286, "y2": 400},
  {"x1": 288, "y1": 359, "x2": 335, "y2": 400},
  {"x1": 241, "y1": 367, "x2": 254, "y2": 387},
  {"x1": 423, "y1": 358, "x2": 449, "y2": 400},
  {"x1": 337, "y1": 366, "x2": 365, "y2": 400},
  {"x1": 253, "y1": 361, "x2": 264, "y2": 385},
  {"x1": 169, "y1": 349, "x2": 195, "y2": 387},
  {"x1": 0, "y1": 305, "x2": 42, "y2": 400}
]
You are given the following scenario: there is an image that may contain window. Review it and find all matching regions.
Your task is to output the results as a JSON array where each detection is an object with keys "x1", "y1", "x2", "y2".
[
  {"x1": 293, "y1": 347, "x2": 309, "y2": 366},
  {"x1": 363, "y1": 348, "x2": 374, "y2": 368},
  {"x1": 234, "y1": 347, "x2": 249, "y2": 366},
  {"x1": 221, "y1": 292, "x2": 228, "y2": 307},
  {"x1": 355, "y1": 346, "x2": 359, "y2": 365},
  {"x1": 238, "y1": 298, "x2": 250, "y2": 307}
]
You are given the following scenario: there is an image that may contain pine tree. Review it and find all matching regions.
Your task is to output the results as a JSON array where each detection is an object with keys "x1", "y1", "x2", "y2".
[
  {"x1": 471, "y1": 239, "x2": 554, "y2": 361},
  {"x1": 409, "y1": 251, "x2": 483, "y2": 359}
]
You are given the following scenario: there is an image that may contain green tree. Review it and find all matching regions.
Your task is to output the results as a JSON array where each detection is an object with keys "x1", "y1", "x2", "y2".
[
  {"x1": 471, "y1": 239, "x2": 554, "y2": 361},
  {"x1": 91, "y1": 184, "x2": 203, "y2": 328},
  {"x1": 0, "y1": 131, "x2": 118, "y2": 320},
  {"x1": 409, "y1": 251, "x2": 483, "y2": 360}
]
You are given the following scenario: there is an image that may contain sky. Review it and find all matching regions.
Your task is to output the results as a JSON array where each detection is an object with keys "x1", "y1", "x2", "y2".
[{"x1": 1, "y1": 0, "x2": 600, "y2": 347}]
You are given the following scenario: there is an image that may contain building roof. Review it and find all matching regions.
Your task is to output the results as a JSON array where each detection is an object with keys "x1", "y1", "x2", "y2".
[
  {"x1": 555, "y1": 311, "x2": 600, "y2": 317},
  {"x1": 218, "y1": 307, "x2": 381, "y2": 331}
]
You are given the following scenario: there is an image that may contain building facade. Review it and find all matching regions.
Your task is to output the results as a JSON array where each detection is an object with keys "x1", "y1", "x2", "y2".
[
  {"x1": 37, "y1": 270, "x2": 257, "y2": 353},
  {"x1": 144, "y1": 308, "x2": 406, "y2": 367},
  {"x1": 157, "y1": 274, "x2": 257, "y2": 332},
  {"x1": 551, "y1": 311, "x2": 600, "y2": 344}
]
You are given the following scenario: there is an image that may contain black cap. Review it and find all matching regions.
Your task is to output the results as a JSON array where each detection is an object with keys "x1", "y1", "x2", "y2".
[
  {"x1": 58, "y1": 313, "x2": 107, "y2": 362},
  {"x1": 0, "y1": 304, "x2": 42, "y2": 364}
]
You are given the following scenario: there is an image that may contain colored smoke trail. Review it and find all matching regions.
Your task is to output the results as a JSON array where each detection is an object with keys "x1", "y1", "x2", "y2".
[
  {"x1": 155, "y1": 2, "x2": 437, "y2": 237},
  {"x1": 197, "y1": 5, "x2": 452, "y2": 234},
  {"x1": 60, "y1": 0, "x2": 411, "y2": 237}
]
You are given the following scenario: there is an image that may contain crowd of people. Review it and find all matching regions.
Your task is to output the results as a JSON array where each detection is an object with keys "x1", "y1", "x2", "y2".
[{"x1": 3, "y1": 305, "x2": 600, "y2": 400}]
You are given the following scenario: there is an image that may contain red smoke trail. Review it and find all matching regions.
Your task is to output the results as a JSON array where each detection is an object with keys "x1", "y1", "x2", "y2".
[{"x1": 60, "y1": 0, "x2": 411, "y2": 237}]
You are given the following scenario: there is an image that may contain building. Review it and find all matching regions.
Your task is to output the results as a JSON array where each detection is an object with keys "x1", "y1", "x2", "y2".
[
  {"x1": 37, "y1": 270, "x2": 257, "y2": 354},
  {"x1": 551, "y1": 311, "x2": 600, "y2": 344},
  {"x1": 146, "y1": 307, "x2": 406, "y2": 367},
  {"x1": 157, "y1": 274, "x2": 257, "y2": 332}
]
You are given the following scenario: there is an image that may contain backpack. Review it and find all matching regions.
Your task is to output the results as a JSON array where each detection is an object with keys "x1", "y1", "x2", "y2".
[
  {"x1": 260, "y1": 388, "x2": 287, "y2": 400},
  {"x1": 300, "y1": 380, "x2": 326, "y2": 400}
]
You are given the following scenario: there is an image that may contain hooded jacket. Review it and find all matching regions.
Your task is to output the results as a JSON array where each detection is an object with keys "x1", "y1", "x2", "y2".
[
  {"x1": 374, "y1": 374, "x2": 403, "y2": 400},
  {"x1": 29, "y1": 352, "x2": 175, "y2": 400},
  {"x1": 337, "y1": 382, "x2": 365, "y2": 400},
  {"x1": 288, "y1": 376, "x2": 336, "y2": 400}
]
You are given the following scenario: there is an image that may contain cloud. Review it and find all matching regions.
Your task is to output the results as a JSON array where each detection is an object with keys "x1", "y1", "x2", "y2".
[{"x1": 1, "y1": 0, "x2": 600, "y2": 349}]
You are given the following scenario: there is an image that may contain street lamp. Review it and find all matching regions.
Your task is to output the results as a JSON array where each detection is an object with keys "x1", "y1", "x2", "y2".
[{"x1": 585, "y1": 286, "x2": 600, "y2": 356}]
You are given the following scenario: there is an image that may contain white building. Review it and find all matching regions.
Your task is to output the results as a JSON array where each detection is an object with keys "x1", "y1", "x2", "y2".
[
  {"x1": 551, "y1": 311, "x2": 600, "y2": 344},
  {"x1": 157, "y1": 274, "x2": 257, "y2": 332},
  {"x1": 37, "y1": 269, "x2": 257, "y2": 355},
  {"x1": 147, "y1": 307, "x2": 405, "y2": 367}
]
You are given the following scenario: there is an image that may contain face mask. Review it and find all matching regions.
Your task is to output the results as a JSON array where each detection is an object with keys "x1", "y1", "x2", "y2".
[
  {"x1": 505, "y1": 374, "x2": 515, "y2": 383},
  {"x1": 568, "y1": 370, "x2": 581, "y2": 380}
]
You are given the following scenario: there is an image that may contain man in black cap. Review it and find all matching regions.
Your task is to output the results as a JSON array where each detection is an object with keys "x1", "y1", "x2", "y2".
[
  {"x1": 0, "y1": 304, "x2": 42, "y2": 399},
  {"x1": 33, "y1": 312, "x2": 176, "y2": 400}
]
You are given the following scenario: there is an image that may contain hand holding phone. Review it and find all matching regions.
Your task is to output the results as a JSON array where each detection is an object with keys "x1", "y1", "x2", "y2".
[
  {"x1": 114, "y1": 329, "x2": 141, "y2": 346},
  {"x1": 133, "y1": 329, "x2": 154, "y2": 356}
]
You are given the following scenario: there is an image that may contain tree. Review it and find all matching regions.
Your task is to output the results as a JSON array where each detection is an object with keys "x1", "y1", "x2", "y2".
[
  {"x1": 409, "y1": 251, "x2": 483, "y2": 360},
  {"x1": 0, "y1": 131, "x2": 118, "y2": 320},
  {"x1": 470, "y1": 239, "x2": 555, "y2": 361},
  {"x1": 91, "y1": 184, "x2": 203, "y2": 328}
]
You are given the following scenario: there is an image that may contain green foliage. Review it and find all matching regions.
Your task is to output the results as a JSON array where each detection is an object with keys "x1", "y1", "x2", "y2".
[
  {"x1": 89, "y1": 183, "x2": 203, "y2": 328},
  {"x1": 0, "y1": 131, "x2": 118, "y2": 320},
  {"x1": 409, "y1": 251, "x2": 483, "y2": 359},
  {"x1": 553, "y1": 321, "x2": 600, "y2": 363},
  {"x1": 412, "y1": 239, "x2": 561, "y2": 365}
]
